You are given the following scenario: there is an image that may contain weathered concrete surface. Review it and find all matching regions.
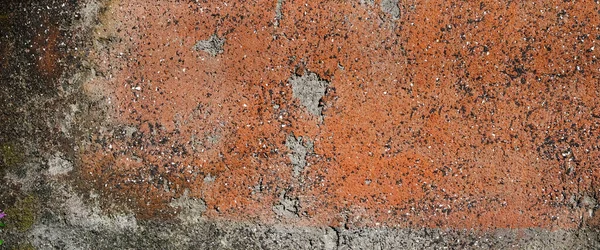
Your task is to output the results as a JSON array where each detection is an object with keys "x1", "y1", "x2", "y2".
[{"x1": 1, "y1": 0, "x2": 600, "y2": 249}]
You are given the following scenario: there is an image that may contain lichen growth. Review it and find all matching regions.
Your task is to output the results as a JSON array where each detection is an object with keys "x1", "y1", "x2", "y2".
[{"x1": 5, "y1": 195, "x2": 37, "y2": 232}]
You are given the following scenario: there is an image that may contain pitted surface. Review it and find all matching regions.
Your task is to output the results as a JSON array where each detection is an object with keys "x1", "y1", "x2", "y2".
[{"x1": 1, "y1": 0, "x2": 600, "y2": 249}]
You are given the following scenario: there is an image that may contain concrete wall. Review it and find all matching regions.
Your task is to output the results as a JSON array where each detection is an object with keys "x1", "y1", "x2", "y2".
[{"x1": 1, "y1": 0, "x2": 599, "y2": 249}]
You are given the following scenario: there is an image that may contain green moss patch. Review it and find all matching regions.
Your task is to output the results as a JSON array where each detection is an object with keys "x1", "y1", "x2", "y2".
[
  {"x1": 1, "y1": 143, "x2": 23, "y2": 169},
  {"x1": 5, "y1": 195, "x2": 37, "y2": 232}
]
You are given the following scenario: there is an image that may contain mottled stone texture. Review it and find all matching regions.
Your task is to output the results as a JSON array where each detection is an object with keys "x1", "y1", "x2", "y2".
[
  {"x1": 3, "y1": 1, "x2": 600, "y2": 248},
  {"x1": 75, "y1": 0, "x2": 600, "y2": 230}
]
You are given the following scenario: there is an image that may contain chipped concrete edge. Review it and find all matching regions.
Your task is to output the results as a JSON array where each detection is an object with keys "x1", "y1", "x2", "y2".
[{"x1": 290, "y1": 72, "x2": 330, "y2": 120}]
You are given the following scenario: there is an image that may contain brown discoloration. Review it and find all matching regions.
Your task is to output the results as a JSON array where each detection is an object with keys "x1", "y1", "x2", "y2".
[
  {"x1": 0, "y1": 1, "x2": 75, "y2": 94},
  {"x1": 0, "y1": 12, "x2": 11, "y2": 72},
  {"x1": 79, "y1": 0, "x2": 600, "y2": 229},
  {"x1": 32, "y1": 23, "x2": 62, "y2": 81}
]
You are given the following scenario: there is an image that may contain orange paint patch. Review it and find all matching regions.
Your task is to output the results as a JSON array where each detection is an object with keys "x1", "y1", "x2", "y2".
[{"x1": 79, "y1": 0, "x2": 600, "y2": 229}]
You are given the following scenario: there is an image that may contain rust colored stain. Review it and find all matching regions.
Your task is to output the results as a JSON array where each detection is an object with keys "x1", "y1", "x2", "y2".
[
  {"x1": 25, "y1": 8, "x2": 69, "y2": 86},
  {"x1": 80, "y1": 0, "x2": 600, "y2": 229},
  {"x1": 32, "y1": 24, "x2": 62, "y2": 80},
  {"x1": 0, "y1": 11, "x2": 13, "y2": 76}
]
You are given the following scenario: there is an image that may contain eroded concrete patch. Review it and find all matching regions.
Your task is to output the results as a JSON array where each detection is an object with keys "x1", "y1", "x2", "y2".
[
  {"x1": 360, "y1": 0, "x2": 375, "y2": 7},
  {"x1": 273, "y1": 190, "x2": 301, "y2": 219},
  {"x1": 274, "y1": 0, "x2": 284, "y2": 27},
  {"x1": 62, "y1": 190, "x2": 138, "y2": 232},
  {"x1": 170, "y1": 189, "x2": 208, "y2": 224},
  {"x1": 193, "y1": 34, "x2": 225, "y2": 56},
  {"x1": 381, "y1": 0, "x2": 400, "y2": 19},
  {"x1": 286, "y1": 134, "x2": 314, "y2": 178},
  {"x1": 290, "y1": 72, "x2": 329, "y2": 118}
]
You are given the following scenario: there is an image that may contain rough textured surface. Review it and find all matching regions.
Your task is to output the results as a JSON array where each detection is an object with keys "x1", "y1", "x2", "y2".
[{"x1": 1, "y1": 0, "x2": 600, "y2": 249}]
